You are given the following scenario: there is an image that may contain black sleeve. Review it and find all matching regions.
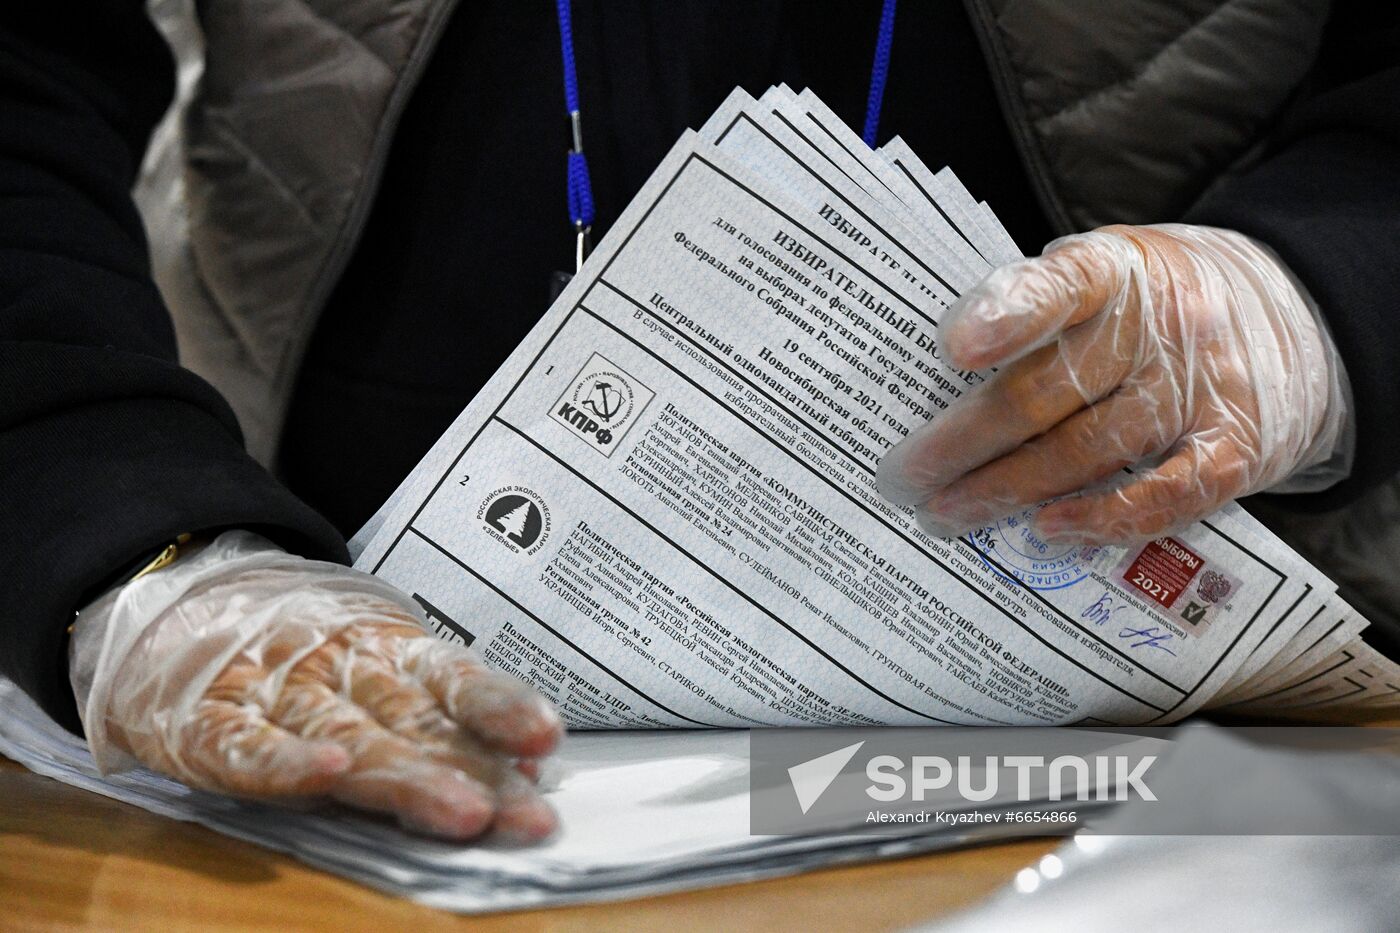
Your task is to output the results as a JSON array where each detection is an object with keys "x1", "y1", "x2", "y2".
[
  {"x1": 1186, "y1": 7, "x2": 1400, "y2": 509},
  {"x1": 0, "y1": 4, "x2": 346, "y2": 733}
]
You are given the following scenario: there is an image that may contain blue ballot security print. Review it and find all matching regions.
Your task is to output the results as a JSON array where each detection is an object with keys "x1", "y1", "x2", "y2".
[{"x1": 968, "y1": 508, "x2": 1094, "y2": 591}]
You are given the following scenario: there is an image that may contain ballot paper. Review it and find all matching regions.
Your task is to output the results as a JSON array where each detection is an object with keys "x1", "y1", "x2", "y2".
[{"x1": 353, "y1": 87, "x2": 1398, "y2": 728}]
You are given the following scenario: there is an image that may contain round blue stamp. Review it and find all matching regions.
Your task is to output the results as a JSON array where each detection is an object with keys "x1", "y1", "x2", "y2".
[{"x1": 967, "y1": 507, "x2": 1096, "y2": 591}]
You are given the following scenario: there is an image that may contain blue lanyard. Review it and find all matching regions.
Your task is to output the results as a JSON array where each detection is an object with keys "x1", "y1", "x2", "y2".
[
  {"x1": 863, "y1": 0, "x2": 899, "y2": 147},
  {"x1": 554, "y1": 0, "x2": 898, "y2": 269},
  {"x1": 555, "y1": 0, "x2": 594, "y2": 272}
]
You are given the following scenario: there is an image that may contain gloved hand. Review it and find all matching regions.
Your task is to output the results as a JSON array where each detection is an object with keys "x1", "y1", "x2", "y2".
[
  {"x1": 876, "y1": 224, "x2": 1353, "y2": 544},
  {"x1": 69, "y1": 531, "x2": 562, "y2": 841}
]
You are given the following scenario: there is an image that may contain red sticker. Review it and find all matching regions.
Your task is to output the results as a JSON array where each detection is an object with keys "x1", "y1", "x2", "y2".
[{"x1": 1122, "y1": 537, "x2": 1204, "y2": 609}]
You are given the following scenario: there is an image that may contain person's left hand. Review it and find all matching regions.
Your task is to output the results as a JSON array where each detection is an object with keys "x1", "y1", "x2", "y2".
[
  {"x1": 71, "y1": 532, "x2": 563, "y2": 842},
  {"x1": 875, "y1": 223, "x2": 1351, "y2": 544}
]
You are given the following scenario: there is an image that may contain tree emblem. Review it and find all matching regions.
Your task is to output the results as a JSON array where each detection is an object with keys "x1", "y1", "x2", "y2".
[
  {"x1": 495, "y1": 502, "x2": 532, "y2": 543},
  {"x1": 484, "y1": 494, "x2": 544, "y2": 548}
]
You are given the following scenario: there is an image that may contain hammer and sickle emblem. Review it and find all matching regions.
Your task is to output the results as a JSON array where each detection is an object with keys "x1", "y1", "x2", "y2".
[{"x1": 581, "y1": 380, "x2": 624, "y2": 421}]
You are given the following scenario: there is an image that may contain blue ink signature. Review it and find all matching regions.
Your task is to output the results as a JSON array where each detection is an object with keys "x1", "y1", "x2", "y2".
[
  {"x1": 1080, "y1": 591, "x2": 1125, "y2": 627},
  {"x1": 1081, "y1": 591, "x2": 1178, "y2": 654},
  {"x1": 1117, "y1": 626, "x2": 1178, "y2": 655}
]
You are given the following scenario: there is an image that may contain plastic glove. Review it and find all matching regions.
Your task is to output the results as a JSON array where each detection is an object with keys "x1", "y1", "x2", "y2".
[
  {"x1": 69, "y1": 531, "x2": 562, "y2": 841},
  {"x1": 876, "y1": 224, "x2": 1353, "y2": 544}
]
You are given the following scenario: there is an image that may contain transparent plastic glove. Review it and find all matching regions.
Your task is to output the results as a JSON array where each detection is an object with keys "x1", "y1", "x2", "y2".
[
  {"x1": 876, "y1": 224, "x2": 1353, "y2": 544},
  {"x1": 69, "y1": 531, "x2": 562, "y2": 841}
]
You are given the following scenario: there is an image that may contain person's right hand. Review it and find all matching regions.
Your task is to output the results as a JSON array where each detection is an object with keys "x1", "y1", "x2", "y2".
[
  {"x1": 70, "y1": 531, "x2": 563, "y2": 842},
  {"x1": 875, "y1": 224, "x2": 1351, "y2": 544}
]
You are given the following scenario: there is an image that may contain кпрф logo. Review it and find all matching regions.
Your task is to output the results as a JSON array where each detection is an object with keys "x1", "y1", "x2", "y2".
[
  {"x1": 478, "y1": 486, "x2": 552, "y2": 555},
  {"x1": 550, "y1": 352, "x2": 655, "y2": 457}
]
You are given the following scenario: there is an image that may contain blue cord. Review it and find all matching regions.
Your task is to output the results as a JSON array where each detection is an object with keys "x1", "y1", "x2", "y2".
[
  {"x1": 558, "y1": 0, "x2": 898, "y2": 237},
  {"x1": 567, "y1": 151, "x2": 595, "y2": 233},
  {"x1": 862, "y1": 0, "x2": 898, "y2": 148},
  {"x1": 557, "y1": 0, "x2": 580, "y2": 113},
  {"x1": 556, "y1": 0, "x2": 595, "y2": 233}
]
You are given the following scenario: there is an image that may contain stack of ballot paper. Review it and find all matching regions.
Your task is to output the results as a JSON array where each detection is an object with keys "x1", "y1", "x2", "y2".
[
  {"x1": 1, "y1": 86, "x2": 1396, "y2": 913},
  {"x1": 0, "y1": 676, "x2": 1172, "y2": 911},
  {"x1": 353, "y1": 85, "x2": 1400, "y2": 725}
]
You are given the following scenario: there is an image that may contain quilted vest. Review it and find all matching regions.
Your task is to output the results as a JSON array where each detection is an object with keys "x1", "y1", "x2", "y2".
[{"x1": 137, "y1": 0, "x2": 1331, "y2": 463}]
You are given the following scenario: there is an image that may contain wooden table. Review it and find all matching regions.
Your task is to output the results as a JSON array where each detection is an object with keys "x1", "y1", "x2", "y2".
[{"x1": 6, "y1": 709, "x2": 1396, "y2": 931}]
